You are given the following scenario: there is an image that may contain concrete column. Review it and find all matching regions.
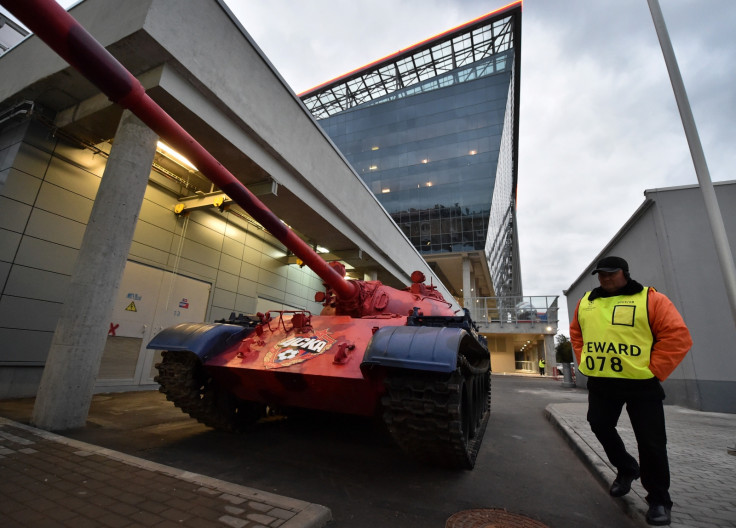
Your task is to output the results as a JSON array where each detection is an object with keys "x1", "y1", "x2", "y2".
[
  {"x1": 462, "y1": 257, "x2": 471, "y2": 308},
  {"x1": 543, "y1": 334, "x2": 555, "y2": 378},
  {"x1": 32, "y1": 110, "x2": 158, "y2": 431}
]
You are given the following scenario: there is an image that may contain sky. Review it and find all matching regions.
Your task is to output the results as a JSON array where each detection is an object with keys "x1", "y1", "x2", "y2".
[{"x1": 3, "y1": 0, "x2": 735, "y2": 335}]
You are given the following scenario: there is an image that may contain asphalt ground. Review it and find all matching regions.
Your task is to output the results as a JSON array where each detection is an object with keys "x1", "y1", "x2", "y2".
[{"x1": 0, "y1": 374, "x2": 651, "y2": 528}]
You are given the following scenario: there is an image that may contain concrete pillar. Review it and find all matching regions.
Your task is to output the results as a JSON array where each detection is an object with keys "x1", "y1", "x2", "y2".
[
  {"x1": 32, "y1": 110, "x2": 158, "y2": 431},
  {"x1": 462, "y1": 257, "x2": 471, "y2": 308},
  {"x1": 543, "y1": 334, "x2": 555, "y2": 377}
]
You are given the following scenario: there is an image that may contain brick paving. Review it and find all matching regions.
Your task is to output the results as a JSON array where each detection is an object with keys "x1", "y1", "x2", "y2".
[
  {"x1": 0, "y1": 417, "x2": 331, "y2": 528},
  {"x1": 546, "y1": 402, "x2": 736, "y2": 528}
]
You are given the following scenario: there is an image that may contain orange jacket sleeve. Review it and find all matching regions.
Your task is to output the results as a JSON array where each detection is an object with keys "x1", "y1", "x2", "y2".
[
  {"x1": 647, "y1": 288, "x2": 692, "y2": 381},
  {"x1": 570, "y1": 298, "x2": 584, "y2": 366}
]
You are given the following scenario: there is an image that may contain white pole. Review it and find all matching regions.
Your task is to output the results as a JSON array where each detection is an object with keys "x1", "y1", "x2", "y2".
[{"x1": 647, "y1": 0, "x2": 736, "y2": 455}]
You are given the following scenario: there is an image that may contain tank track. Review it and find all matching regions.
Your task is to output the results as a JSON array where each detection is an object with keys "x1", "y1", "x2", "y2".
[
  {"x1": 381, "y1": 355, "x2": 491, "y2": 469},
  {"x1": 155, "y1": 350, "x2": 265, "y2": 432}
]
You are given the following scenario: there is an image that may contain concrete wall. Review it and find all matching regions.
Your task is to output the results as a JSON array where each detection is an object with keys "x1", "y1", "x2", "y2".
[
  {"x1": 648, "y1": 184, "x2": 736, "y2": 411},
  {"x1": 488, "y1": 335, "x2": 516, "y2": 374},
  {"x1": 0, "y1": 118, "x2": 323, "y2": 398},
  {"x1": 565, "y1": 182, "x2": 736, "y2": 413}
]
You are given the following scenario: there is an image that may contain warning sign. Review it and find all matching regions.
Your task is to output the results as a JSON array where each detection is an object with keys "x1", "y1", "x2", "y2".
[{"x1": 125, "y1": 301, "x2": 137, "y2": 312}]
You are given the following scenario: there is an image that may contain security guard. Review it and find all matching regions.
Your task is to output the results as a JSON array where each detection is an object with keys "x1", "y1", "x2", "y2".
[
  {"x1": 538, "y1": 357, "x2": 546, "y2": 376},
  {"x1": 570, "y1": 256, "x2": 692, "y2": 526}
]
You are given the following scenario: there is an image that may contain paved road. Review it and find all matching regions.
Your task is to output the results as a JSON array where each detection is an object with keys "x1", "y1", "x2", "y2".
[{"x1": 0, "y1": 375, "x2": 643, "y2": 527}]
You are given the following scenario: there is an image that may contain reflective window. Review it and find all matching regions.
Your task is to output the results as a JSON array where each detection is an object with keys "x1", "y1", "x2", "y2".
[{"x1": 319, "y1": 65, "x2": 512, "y2": 254}]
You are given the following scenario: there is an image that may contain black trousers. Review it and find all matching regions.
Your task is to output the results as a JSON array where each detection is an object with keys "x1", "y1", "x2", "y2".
[{"x1": 586, "y1": 377, "x2": 672, "y2": 507}]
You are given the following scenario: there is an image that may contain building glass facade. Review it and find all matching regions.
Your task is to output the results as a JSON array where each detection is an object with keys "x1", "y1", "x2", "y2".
[{"x1": 301, "y1": 3, "x2": 521, "y2": 297}]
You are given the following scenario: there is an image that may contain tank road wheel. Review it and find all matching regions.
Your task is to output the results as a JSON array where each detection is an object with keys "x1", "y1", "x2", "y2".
[
  {"x1": 155, "y1": 350, "x2": 265, "y2": 432},
  {"x1": 381, "y1": 355, "x2": 491, "y2": 469}
]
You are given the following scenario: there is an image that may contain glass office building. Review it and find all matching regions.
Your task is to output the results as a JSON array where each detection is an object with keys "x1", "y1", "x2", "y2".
[{"x1": 301, "y1": 2, "x2": 522, "y2": 300}]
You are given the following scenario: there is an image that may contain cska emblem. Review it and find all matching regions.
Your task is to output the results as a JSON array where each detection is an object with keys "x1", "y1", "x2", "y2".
[{"x1": 264, "y1": 329, "x2": 336, "y2": 369}]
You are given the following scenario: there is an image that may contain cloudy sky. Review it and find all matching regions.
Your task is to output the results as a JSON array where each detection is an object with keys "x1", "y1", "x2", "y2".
[
  {"x1": 222, "y1": 0, "x2": 735, "y2": 333},
  {"x1": 3, "y1": 0, "x2": 734, "y2": 334}
]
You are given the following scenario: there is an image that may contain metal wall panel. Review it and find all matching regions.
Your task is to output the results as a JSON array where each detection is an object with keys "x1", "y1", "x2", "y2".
[
  {"x1": 237, "y1": 277, "x2": 257, "y2": 298},
  {"x1": 0, "y1": 328, "x2": 53, "y2": 363},
  {"x1": 179, "y1": 238, "x2": 221, "y2": 269},
  {"x1": 0, "y1": 230, "x2": 21, "y2": 262},
  {"x1": 44, "y1": 157, "x2": 101, "y2": 199},
  {"x1": 10, "y1": 142, "x2": 51, "y2": 179},
  {"x1": 259, "y1": 253, "x2": 283, "y2": 274},
  {"x1": 3, "y1": 265, "x2": 69, "y2": 303},
  {"x1": 218, "y1": 252, "x2": 241, "y2": 276},
  {"x1": 215, "y1": 270, "x2": 238, "y2": 293},
  {"x1": 285, "y1": 278, "x2": 303, "y2": 297},
  {"x1": 211, "y1": 287, "x2": 236, "y2": 311},
  {"x1": 258, "y1": 268, "x2": 287, "y2": 291},
  {"x1": 132, "y1": 219, "x2": 175, "y2": 252},
  {"x1": 224, "y1": 222, "x2": 246, "y2": 245},
  {"x1": 245, "y1": 231, "x2": 264, "y2": 252},
  {"x1": 256, "y1": 283, "x2": 287, "y2": 306},
  {"x1": 0, "y1": 261, "x2": 9, "y2": 289},
  {"x1": 183, "y1": 216, "x2": 225, "y2": 250},
  {"x1": 221, "y1": 236, "x2": 244, "y2": 259},
  {"x1": 138, "y1": 198, "x2": 177, "y2": 233},
  {"x1": 240, "y1": 260, "x2": 259, "y2": 282},
  {"x1": 34, "y1": 182, "x2": 94, "y2": 224},
  {"x1": 0, "y1": 296, "x2": 62, "y2": 332},
  {"x1": 1, "y1": 167, "x2": 42, "y2": 204},
  {"x1": 233, "y1": 293, "x2": 255, "y2": 314},
  {"x1": 128, "y1": 240, "x2": 170, "y2": 268},
  {"x1": 165, "y1": 254, "x2": 217, "y2": 282},
  {"x1": 13, "y1": 236, "x2": 77, "y2": 275},
  {"x1": 25, "y1": 208, "x2": 85, "y2": 248},
  {"x1": 0, "y1": 196, "x2": 31, "y2": 232}
]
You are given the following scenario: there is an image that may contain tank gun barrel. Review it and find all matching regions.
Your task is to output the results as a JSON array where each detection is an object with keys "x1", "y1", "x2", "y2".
[{"x1": 1, "y1": 0, "x2": 359, "y2": 302}]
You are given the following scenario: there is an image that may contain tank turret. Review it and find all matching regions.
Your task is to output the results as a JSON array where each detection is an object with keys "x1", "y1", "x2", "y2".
[{"x1": 5, "y1": 0, "x2": 491, "y2": 468}]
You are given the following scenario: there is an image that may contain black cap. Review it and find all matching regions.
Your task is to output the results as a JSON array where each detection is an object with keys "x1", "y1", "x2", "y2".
[{"x1": 591, "y1": 256, "x2": 629, "y2": 275}]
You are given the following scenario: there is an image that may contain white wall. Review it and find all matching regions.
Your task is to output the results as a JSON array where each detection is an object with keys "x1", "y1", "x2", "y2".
[{"x1": 565, "y1": 183, "x2": 736, "y2": 413}]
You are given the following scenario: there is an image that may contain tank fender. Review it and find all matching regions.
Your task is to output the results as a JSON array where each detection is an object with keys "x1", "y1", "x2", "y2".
[
  {"x1": 147, "y1": 323, "x2": 252, "y2": 362},
  {"x1": 361, "y1": 326, "x2": 486, "y2": 373}
]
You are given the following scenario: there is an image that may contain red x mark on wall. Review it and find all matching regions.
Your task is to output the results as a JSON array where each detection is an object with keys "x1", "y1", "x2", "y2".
[{"x1": 109, "y1": 323, "x2": 120, "y2": 336}]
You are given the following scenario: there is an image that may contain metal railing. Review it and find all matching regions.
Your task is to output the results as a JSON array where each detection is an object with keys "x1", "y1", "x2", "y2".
[
  {"x1": 464, "y1": 295, "x2": 559, "y2": 329},
  {"x1": 515, "y1": 361, "x2": 535, "y2": 372}
]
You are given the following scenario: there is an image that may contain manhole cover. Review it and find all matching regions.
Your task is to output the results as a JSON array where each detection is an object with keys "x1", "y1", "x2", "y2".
[{"x1": 446, "y1": 508, "x2": 549, "y2": 528}]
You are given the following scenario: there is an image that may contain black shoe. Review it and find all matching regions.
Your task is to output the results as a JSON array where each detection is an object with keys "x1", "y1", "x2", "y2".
[
  {"x1": 645, "y1": 503, "x2": 671, "y2": 525},
  {"x1": 609, "y1": 471, "x2": 639, "y2": 497}
]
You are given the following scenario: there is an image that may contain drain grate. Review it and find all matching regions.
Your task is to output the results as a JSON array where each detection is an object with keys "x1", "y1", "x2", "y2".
[{"x1": 446, "y1": 508, "x2": 549, "y2": 528}]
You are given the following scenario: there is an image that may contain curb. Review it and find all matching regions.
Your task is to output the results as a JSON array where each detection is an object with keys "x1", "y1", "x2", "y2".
[{"x1": 543, "y1": 405, "x2": 650, "y2": 527}]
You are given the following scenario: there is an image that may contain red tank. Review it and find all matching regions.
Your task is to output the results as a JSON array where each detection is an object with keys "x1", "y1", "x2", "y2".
[{"x1": 5, "y1": 0, "x2": 491, "y2": 468}]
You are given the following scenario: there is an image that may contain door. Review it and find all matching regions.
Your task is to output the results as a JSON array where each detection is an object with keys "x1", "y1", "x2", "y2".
[{"x1": 97, "y1": 261, "x2": 210, "y2": 388}]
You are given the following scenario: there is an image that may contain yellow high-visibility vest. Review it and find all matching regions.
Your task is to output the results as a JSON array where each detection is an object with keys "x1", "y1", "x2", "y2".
[{"x1": 577, "y1": 288, "x2": 654, "y2": 379}]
